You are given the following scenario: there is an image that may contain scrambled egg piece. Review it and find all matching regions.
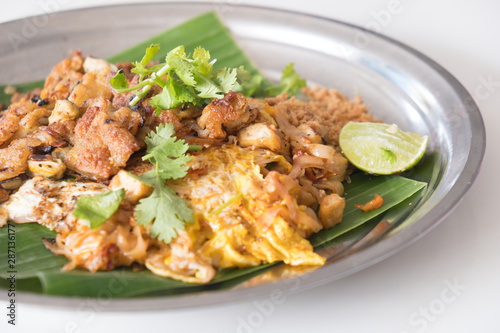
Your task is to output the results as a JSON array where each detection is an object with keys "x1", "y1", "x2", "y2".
[{"x1": 171, "y1": 146, "x2": 325, "y2": 270}]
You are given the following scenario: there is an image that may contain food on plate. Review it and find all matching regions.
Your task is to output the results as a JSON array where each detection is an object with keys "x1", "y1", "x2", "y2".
[{"x1": 0, "y1": 24, "x2": 427, "y2": 286}]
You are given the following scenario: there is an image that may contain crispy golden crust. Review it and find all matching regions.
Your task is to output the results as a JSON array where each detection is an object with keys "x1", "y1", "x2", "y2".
[
  {"x1": 197, "y1": 91, "x2": 256, "y2": 139},
  {"x1": 0, "y1": 107, "x2": 23, "y2": 146},
  {"x1": 40, "y1": 51, "x2": 84, "y2": 101},
  {"x1": 0, "y1": 140, "x2": 31, "y2": 181},
  {"x1": 64, "y1": 97, "x2": 141, "y2": 180},
  {"x1": 0, "y1": 101, "x2": 37, "y2": 147},
  {"x1": 69, "y1": 72, "x2": 114, "y2": 107}
]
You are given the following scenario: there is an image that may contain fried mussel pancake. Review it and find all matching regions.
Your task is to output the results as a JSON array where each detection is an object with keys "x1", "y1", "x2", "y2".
[{"x1": 0, "y1": 53, "x2": 377, "y2": 283}]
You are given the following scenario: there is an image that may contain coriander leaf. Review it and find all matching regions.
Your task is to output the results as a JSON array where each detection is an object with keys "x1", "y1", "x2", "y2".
[
  {"x1": 72, "y1": 189, "x2": 125, "y2": 229},
  {"x1": 109, "y1": 72, "x2": 129, "y2": 91},
  {"x1": 264, "y1": 63, "x2": 306, "y2": 96},
  {"x1": 110, "y1": 71, "x2": 151, "y2": 94},
  {"x1": 110, "y1": 44, "x2": 254, "y2": 112},
  {"x1": 238, "y1": 73, "x2": 265, "y2": 96},
  {"x1": 131, "y1": 44, "x2": 161, "y2": 80},
  {"x1": 134, "y1": 170, "x2": 194, "y2": 244},
  {"x1": 133, "y1": 123, "x2": 196, "y2": 244},
  {"x1": 142, "y1": 123, "x2": 191, "y2": 180},
  {"x1": 193, "y1": 73, "x2": 224, "y2": 99},
  {"x1": 215, "y1": 67, "x2": 239, "y2": 93},
  {"x1": 192, "y1": 46, "x2": 213, "y2": 77},
  {"x1": 236, "y1": 66, "x2": 252, "y2": 83},
  {"x1": 134, "y1": 124, "x2": 197, "y2": 244},
  {"x1": 166, "y1": 46, "x2": 197, "y2": 86},
  {"x1": 140, "y1": 44, "x2": 161, "y2": 67},
  {"x1": 280, "y1": 62, "x2": 306, "y2": 95},
  {"x1": 150, "y1": 76, "x2": 197, "y2": 111},
  {"x1": 130, "y1": 64, "x2": 162, "y2": 81}
]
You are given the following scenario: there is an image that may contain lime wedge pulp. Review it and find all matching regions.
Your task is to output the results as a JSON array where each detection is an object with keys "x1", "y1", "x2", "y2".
[{"x1": 339, "y1": 122, "x2": 428, "y2": 175}]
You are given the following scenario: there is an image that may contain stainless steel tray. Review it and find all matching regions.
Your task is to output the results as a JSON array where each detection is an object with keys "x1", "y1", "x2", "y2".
[{"x1": 0, "y1": 2, "x2": 485, "y2": 310}]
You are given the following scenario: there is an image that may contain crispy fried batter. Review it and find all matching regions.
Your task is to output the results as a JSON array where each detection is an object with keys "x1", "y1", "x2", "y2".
[
  {"x1": 40, "y1": 51, "x2": 84, "y2": 101},
  {"x1": 64, "y1": 97, "x2": 141, "y2": 180},
  {"x1": 0, "y1": 138, "x2": 34, "y2": 181},
  {"x1": 197, "y1": 91, "x2": 257, "y2": 139},
  {"x1": 69, "y1": 72, "x2": 113, "y2": 107},
  {"x1": 0, "y1": 127, "x2": 61, "y2": 181},
  {"x1": 12, "y1": 107, "x2": 52, "y2": 141},
  {"x1": 0, "y1": 101, "x2": 38, "y2": 146}
]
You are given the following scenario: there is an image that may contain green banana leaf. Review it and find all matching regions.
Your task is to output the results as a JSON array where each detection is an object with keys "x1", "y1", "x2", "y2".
[{"x1": 0, "y1": 173, "x2": 425, "y2": 297}]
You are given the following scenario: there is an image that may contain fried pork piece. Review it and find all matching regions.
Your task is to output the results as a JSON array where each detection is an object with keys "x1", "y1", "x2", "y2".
[
  {"x1": 64, "y1": 97, "x2": 142, "y2": 180},
  {"x1": 133, "y1": 99, "x2": 189, "y2": 144},
  {"x1": 40, "y1": 51, "x2": 84, "y2": 101},
  {"x1": 197, "y1": 91, "x2": 257, "y2": 140}
]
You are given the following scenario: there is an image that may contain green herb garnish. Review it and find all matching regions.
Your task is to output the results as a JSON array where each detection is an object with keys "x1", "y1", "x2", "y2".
[
  {"x1": 134, "y1": 169, "x2": 194, "y2": 244},
  {"x1": 263, "y1": 63, "x2": 306, "y2": 96},
  {"x1": 133, "y1": 123, "x2": 198, "y2": 244},
  {"x1": 239, "y1": 63, "x2": 307, "y2": 97},
  {"x1": 110, "y1": 44, "x2": 250, "y2": 115},
  {"x1": 72, "y1": 189, "x2": 125, "y2": 229},
  {"x1": 142, "y1": 123, "x2": 201, "y2": 179}
]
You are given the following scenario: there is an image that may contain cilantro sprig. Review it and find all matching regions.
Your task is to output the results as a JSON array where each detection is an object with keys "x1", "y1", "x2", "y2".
[
  {"x1": 110, "y1": 44, "x2": 250, "y2": 114},
  {"x1": 132, "y1": 123, "x2": 200, "y2": 244},
  {"x1": 110, "y1": 44, "x2": 308, "y2": 115},
  {"x1": 237, "y1": 62, "x2": 306, "y2": 97},
  {"x1": 72, "y1": 189, "x2": 125, "y2": 229},
  {"x1": 133, "y1": 169, "x2": 193, "y2": 244},
  {"x1": 263, "y1": 63, "x2": 306, "y2": 96}
]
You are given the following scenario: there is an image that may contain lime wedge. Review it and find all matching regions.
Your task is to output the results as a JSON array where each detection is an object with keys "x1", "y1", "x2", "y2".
[{"x1": 339, "y1": 122, "x2": 428, "y2": 175}]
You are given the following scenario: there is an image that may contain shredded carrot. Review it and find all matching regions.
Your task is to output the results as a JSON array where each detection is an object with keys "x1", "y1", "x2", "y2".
[{"x1": 355, "y1": 194, "x2": 384, "y2": 212}]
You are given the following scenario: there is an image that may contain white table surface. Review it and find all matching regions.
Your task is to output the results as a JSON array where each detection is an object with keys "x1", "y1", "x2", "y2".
[{"x1": 1, "y1": 1, "x2": 499, "y2": 332}]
